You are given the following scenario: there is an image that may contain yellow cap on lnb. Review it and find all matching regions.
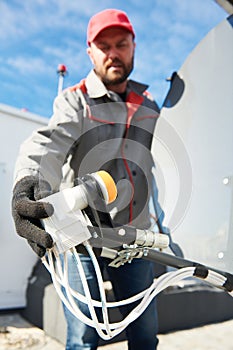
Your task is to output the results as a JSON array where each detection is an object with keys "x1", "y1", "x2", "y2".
[{"x1": 97, "y1": 170, "x2": 117, "y2": 203}]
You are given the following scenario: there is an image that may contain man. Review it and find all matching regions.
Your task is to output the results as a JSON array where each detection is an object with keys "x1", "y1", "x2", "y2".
[{"x1": 12, "y1": 9, "x2": 161, "y2": 349}]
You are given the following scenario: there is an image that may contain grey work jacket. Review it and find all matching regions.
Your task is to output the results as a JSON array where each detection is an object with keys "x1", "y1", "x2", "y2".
[{"x1": 14, "y1": 70, "x2": 160, "y2": 228}]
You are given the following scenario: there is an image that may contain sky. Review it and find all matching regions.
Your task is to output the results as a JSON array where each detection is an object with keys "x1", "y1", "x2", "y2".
[{"x1": 0, "y1": 0, "x2": 228, "y2": 118}]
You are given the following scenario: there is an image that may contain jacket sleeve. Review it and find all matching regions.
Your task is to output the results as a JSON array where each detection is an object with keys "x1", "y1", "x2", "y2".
[{"x1": 14, "y1": 89, "x2": 85, "y2": 191}]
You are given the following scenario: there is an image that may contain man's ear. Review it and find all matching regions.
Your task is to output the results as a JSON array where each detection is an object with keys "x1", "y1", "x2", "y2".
[{"x1": 87, "y1": 46, "x2": 94, "y2": 65}]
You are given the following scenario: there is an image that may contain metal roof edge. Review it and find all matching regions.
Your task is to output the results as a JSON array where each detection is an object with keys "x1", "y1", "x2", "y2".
[{"x1": 0, "y1": 103, "x2": 48, "y2": 125}]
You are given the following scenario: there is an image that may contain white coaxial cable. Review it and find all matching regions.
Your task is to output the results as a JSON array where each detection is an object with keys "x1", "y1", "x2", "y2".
[
  {"x1": 82, "y1": 243, "x2": 112, "y2": 337},
  {"x1": 42, "y1": 248, "x2": 231, "y2": 340}
]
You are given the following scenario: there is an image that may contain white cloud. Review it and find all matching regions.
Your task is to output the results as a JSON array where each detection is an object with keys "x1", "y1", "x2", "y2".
[
  {"x1": 6, "y1": 56, "x2": 53, "y2": 76},
  {"x1": 1, "y1": 0, "x2": 130, "y2": 44},
  {"x1": 0, "y1": 1, "x2": 85, "y2": 42}
]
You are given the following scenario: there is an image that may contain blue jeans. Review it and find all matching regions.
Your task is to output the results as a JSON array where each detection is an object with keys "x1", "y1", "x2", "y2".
[{"x1": 62, "y1": 253, "x2": 159, "y2": 350}]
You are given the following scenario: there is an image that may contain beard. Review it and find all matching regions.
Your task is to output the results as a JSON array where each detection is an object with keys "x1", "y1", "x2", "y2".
[{"x1": 95, "y1": 56, "x2": 134, "y2": 86}]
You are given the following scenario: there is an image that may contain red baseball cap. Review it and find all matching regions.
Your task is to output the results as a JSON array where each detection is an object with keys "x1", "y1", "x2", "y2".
[{"x1": 87, "y1": 9, "x2": 135, "y2": 45}]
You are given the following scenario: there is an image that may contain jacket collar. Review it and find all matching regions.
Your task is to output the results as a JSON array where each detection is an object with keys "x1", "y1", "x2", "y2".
[{"x1": 86, "y1": 69, "x2": 149, "y2": 99}]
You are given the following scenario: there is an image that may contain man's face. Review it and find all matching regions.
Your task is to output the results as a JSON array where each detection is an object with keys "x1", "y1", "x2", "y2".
[{"x1": 87, "y1": 27, "x2": 136, "y2": 87}]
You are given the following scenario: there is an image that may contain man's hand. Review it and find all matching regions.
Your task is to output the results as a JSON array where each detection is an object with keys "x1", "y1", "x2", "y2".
[{"x1": 12, "y1": 176, "x2": 54, "y2": 257}]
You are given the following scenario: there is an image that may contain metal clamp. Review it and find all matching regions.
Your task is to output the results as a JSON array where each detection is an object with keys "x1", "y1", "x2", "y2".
[{"x1": 108, "y1": 244, "x2": 149, "y2": 268}]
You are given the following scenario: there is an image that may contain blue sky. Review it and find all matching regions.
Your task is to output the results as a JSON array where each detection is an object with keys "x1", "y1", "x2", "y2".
[{"x1": 0, "y1": 0, "x2": 227, "y2": 118}]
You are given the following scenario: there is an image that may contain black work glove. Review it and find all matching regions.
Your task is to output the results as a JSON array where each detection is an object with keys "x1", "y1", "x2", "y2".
[{"x1": 12, "y1": 176, "x2": 54, "y2": 257}]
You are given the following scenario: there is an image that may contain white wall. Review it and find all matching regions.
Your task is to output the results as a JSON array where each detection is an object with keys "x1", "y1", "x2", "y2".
[{"x1": 0, "y1": 103, "x2": 47, "y2": 308}]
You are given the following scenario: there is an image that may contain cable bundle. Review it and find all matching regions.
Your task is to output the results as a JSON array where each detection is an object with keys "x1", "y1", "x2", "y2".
[{"x1": 42, "y1": 241, "x2": 230, "y2": 340}]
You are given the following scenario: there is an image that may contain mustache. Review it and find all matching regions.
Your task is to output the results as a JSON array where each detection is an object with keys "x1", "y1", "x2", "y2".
[{"x1": 106, "y1": 58, "x2": 124, "y2": 68}]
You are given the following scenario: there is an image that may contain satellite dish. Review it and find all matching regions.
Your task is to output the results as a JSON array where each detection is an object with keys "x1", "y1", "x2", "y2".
[{"x1": 152, "y1": 15, "x2": 233, "y2": 275}]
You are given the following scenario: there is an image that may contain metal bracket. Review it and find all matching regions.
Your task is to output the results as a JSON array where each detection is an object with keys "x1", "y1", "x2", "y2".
[{"x1": 108, "y1": 244, "x2": 149, "y2": 268}]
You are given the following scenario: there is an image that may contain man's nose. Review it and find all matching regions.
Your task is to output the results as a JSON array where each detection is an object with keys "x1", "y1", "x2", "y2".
[{"x1": 108, "y1": 47, "x2": 119, "y2": 59}]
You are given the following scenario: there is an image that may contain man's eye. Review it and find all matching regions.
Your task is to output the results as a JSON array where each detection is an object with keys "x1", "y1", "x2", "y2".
[
  {"x1": 118, "y1": 42, "x2": 128, "y2": 49},
  {"x1": 99, "y1": 45, "x2": 109, "y2": 51}
]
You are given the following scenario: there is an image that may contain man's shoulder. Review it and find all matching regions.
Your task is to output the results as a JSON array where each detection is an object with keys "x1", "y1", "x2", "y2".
[
  {"x1": 142, "y1": 89, "x2": 154, "y2": 101},
  {"x1": 128, "y1": 79, "x2": 153, "y2": 100},
  {"x1": 67, "y1": 79, "x2": 87, "y2": 94},
  {"x1": 127, "y1": 79, "x2": 149, "y2": 94},
  {"x1": 128, "y1": 79, "x2": 159, "y2": 110},
  {"x1": 53, "y1": 78, "x2": 88, "y2": 113}
]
